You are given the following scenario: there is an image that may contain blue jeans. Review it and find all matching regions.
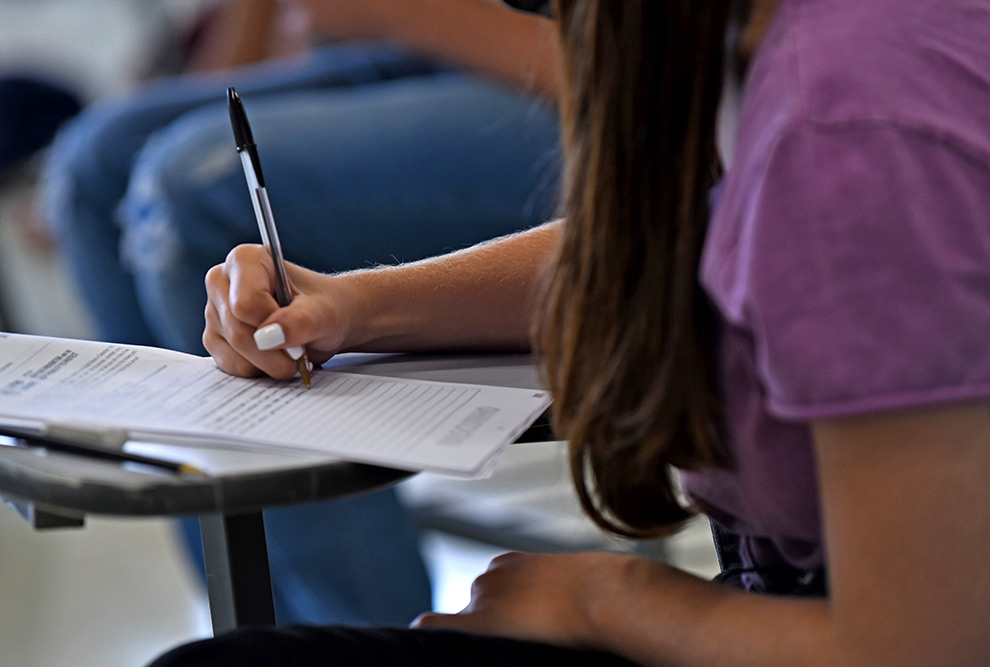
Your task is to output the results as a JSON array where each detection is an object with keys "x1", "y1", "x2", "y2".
[{"x1": 42, "y1": 43, "x2": 561, "y2": 626}]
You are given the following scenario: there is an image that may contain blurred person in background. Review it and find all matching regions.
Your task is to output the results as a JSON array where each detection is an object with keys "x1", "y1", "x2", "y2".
[{"x1": 41, "y1": 0, "x2": 561, "y2": 627}]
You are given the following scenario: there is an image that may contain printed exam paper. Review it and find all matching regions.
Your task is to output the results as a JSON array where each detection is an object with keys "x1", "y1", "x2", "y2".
[{"x1": 0, "y1": 334, "x2": 550, "y2": 475}]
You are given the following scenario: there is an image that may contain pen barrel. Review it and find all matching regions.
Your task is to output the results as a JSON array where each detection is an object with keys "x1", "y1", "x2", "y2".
[
  {"x1": 255, "y1": 188, "x2": 294, "y2": 307},
  {"x1": 239, "y1": 152, "x2": 294, "y2": 307}
]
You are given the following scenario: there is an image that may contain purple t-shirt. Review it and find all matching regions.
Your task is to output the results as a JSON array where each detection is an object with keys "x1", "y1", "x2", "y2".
[{"x1": 680, "y1": 0, "x2": 990, "y2": 575}]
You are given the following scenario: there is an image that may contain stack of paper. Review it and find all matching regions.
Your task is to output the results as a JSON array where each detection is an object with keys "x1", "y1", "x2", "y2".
[{"x1": 0, "y1": 333, "x2": 550, "y2": 476}]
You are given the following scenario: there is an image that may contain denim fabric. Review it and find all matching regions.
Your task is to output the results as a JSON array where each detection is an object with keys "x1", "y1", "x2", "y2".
[
  {"x1": 42, "y1": 43, "x2": 445, "y2": 347},
  {"x1": 42, "y1": 42, "x2": 561, "y2": 626}
]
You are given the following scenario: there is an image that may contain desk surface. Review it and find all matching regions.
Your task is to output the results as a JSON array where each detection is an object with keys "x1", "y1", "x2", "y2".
[{"x1": 0, "y1": 352, "x2": 545, "y2": 520}]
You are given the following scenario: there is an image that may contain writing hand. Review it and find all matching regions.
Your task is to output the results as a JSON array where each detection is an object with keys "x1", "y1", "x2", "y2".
[{"x1": 203, "y1": 244, "x2": 352, "y2": 379}]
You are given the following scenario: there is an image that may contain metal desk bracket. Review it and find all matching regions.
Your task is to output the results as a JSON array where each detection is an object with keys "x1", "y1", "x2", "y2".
[
  {"x1": 200, "y1": 511, "x2": 277, "y2": 634},
  {"x1": 2, "y1": 495, "x2": 85, "y2": 529}
]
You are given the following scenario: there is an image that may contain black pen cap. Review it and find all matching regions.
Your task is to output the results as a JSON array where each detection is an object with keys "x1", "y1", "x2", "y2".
[
  {"x1": 227, "y1": 87, "x2": 254, "y2": 147},
  {"x1": 227, "y1": 87, "x2": 265, "y2": 186}
]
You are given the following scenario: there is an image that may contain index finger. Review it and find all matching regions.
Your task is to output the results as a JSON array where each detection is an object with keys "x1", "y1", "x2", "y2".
[{"x1": 223, "y1": 244, "x2": 283, "y2": 327}]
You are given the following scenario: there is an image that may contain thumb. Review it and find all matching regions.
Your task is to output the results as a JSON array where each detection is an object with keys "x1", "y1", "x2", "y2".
[
  {"x1": 255, "y1": 303, "x2": 312, "y2": 346},
  {"x1": 255, "y1": 295, "x2": 343, "y2": 360}
]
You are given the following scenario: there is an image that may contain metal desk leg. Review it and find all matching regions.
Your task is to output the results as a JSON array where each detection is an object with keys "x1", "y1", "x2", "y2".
[{"x1": 200, "y1": 511, "x2": 277, "y2": 634}]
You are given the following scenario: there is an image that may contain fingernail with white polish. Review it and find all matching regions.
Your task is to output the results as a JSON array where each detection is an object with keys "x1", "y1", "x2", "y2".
[
  {"x1": 254, "y1": 323, "x2": 286, "y2": 350},
  {"x1": 284, "y1": 346, "x2": 305, "y2": 360}
]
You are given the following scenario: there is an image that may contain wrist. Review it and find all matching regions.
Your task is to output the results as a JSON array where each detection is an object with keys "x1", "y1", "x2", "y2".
[
  {"x1": 330, "y1": 268, "x2": 423, "y2": 352},
  {"x1": 583, "y1": 555, "x2": 696, "y2": 656},
  {"x1": 578, "y1": 553, "x2": 648, "y2": 651}
]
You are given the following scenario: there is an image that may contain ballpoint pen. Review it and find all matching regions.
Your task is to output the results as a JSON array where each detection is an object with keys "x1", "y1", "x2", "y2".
[{"x1": 227, "y1": 87, "x2": 312, "y2": 389}]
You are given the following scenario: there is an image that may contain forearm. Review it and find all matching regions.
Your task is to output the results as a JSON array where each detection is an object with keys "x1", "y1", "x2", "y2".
[
  {"x1": 355, "y1": 0, "x2": 561, "y2": 99},
  {"x1": 186, "y1": 0, "x2": 306, "y2": 72},
  {"x1": 588, "y1": 559, "x2": 836, "y2": 667},
  {"x1": 337, "y1": 221, "x2": 560, "y2": 352}
]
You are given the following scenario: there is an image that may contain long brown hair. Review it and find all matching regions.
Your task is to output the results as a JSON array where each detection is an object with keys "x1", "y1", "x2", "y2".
[{"x1": 535, "y1": 1, "x2": 733, "y2": 538}]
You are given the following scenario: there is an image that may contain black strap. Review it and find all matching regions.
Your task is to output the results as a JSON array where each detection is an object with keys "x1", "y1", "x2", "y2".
[{"x1": 709, "y1": 521, "x2": 828, "y2": 598}]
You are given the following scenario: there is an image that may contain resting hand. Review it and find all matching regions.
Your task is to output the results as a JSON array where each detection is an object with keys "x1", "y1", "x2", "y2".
[
  {"x1": 412, "y1": 551, "x2": 637, "y2": 649},
  {"x1": 203, "y1": 244, "x2": 352, "y2": 379}
]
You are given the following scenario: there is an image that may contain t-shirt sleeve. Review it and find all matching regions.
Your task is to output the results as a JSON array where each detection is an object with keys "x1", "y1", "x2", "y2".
[{"x1": 735, "y1": 120, "x2": 990, "y2": 420}]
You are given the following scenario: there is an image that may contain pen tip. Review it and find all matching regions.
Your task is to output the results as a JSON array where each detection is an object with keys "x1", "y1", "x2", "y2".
[{"x1": 298, "y1": 358, "x2": 312, "y2": 390}]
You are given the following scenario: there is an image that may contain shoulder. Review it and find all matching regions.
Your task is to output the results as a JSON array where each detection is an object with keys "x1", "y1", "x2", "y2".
[
  {"x1": 701, "y1": 1, "x2": 990, "y2": 415},
  {"x1": 740, "y1": 0, "x2": 990, "y2": 166},
  {"x1": 709, "y1": 0, "x2": 990, "y2": 312}
]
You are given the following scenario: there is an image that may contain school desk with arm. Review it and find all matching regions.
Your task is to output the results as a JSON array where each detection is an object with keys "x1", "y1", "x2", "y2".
[{"x1": 0, "y1": 352, "x2": 550, "y2": 635}]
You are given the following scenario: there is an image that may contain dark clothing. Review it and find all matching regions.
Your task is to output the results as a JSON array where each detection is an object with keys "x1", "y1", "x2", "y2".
[
  {"x1": 711, "y1": 523, "x2": 828, "y2": 597},
  {"x1": 149, "y1": 626, "x2": 638, "y2": 667},
  {"x1": 0, "y1": 76, "x2": 81, "y2": 178}
]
